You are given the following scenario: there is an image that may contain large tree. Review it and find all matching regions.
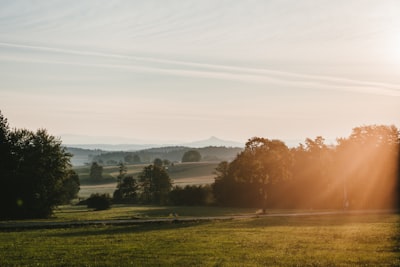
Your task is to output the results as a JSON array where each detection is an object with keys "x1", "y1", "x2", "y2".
[
  {"x1": 213, "y1": 138, "x2": 292, "y2": 208},
  {"x1": 289, "y1": 136, "x2": 337, "y2": 209},
  {"x1": 0, "y1": 111, "x2": 80, "y2": 218},
  {"x1": 138, "y1": 164, "x2": 172, "y2": 205},
  {"x1": 113, "y1": 161, "x2": 138, "y2": 203},
  {"x1": 113, "y1": 176, "x2": 139, "y2": 203},
  {"x1": 334, "y1": 125, "x2": 399, "y2": 209}
]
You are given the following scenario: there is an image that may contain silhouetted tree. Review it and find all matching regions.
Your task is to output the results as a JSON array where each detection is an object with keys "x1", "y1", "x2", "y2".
[
  {"x1": 169, "y1": 185, "x2": 212, "y2": 205},
  {"x1": 213, "y1": 138, "x2": 292, "y2": 208},
  {"x1": 113, "y1": 162, "x2": 139, "y2": 203},
  {"x1": 334, "y1": 125, "x2": 399, "y2": 209},
  {"x1": 116, "y1": 161, "x2": 127, "y2": 186},
  {"x1": 60, "y1": 170, "x2": 80, "y2": 204},
  {"x1": 289, "y1": 136, "x2": 337, "y2": 209},
  {"x1": 153, "y1": 158, "x2": 163, "y2": 168},
  {"x1": 89, "y1": 162, "x2": 103, "y2": 181},
  {"x1": 113, "y1": 176, "x2": 139, "y2": 203},
  {"x1": 212, "y1": 161, "x2": 237, "y2": 206},
  {"x1": 0, "y1": 111, "x2": 80, "y2": 218},
  {"x1": 138, "y1": 164, "x2": 172, "y2": 204},
  {"x1": 124, "y1": 154, "x2": 141, "y2": 164},
  {"x1": 182, "y1": 150, "x2": 202, "y2": 162},
  {"x1": 86, "y1": 193, "x2": 111, "y2": 210}
]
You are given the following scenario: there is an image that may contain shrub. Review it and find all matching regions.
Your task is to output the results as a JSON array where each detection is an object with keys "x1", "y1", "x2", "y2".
[
  {"x1": 86, "y1": 193, "x2": 111, "y2": 210},
  {"x1": 169, "y1": 185, "x2": 213, "y2": 205}
]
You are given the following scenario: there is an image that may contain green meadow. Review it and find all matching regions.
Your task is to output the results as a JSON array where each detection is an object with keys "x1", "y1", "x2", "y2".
[
  {"x1": 1, "y1": 211, "x2": 398, "y2": 266},
  {"x1": 52, "y1": 205, "x2": 257, "y2": 221}
]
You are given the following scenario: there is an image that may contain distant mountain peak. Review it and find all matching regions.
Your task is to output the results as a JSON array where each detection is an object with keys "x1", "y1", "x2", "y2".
[{"x1": 182, "y1": 136, "x2": 244, "y2": 148}]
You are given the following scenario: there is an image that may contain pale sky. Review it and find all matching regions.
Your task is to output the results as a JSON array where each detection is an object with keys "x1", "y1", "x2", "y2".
[{"x1": 1, "y1": 0, "x2": 399, "y2": 144}]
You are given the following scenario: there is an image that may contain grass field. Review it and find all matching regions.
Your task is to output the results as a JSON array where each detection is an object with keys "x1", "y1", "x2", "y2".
[
  {"x1": 1, "y1": 211, "x2": 398, "y2": 266},
  {"x1": 54, "y1": 205, "x2": 257, "y2": 221},
  {"x1": 77, "y1": 162, "x2": 218, "y2": 198}
]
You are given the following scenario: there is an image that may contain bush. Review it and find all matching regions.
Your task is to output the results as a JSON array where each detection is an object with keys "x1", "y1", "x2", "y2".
[{"x1": 86, "y1": 193, "x2": 111, "y2": 210}]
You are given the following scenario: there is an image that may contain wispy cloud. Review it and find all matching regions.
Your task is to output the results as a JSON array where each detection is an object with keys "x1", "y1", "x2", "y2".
[{"x1": 1, "y1": 41, "x2": 399, "y2": 97}]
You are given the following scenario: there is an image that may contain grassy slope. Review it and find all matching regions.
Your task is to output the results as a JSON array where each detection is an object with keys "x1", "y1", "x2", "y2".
[
  {"x1": 74, "y1": 164, "x2": 146, "y2": 182},
  {"x1": 0, "y1": 214, "x2": 398, "y2": 266}
]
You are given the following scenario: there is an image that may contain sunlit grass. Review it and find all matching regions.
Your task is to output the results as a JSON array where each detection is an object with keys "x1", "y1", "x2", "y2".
[{"x1": 0, "y1": 214, "x2": 398, "y2": 266}]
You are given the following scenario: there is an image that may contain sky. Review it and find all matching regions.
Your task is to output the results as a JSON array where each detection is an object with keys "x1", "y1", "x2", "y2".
[{"x1": 0, "y1": 0, "x2": 399, "y2": 145}]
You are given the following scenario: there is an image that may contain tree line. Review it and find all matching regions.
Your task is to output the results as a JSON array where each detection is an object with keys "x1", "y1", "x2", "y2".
[
  {"x1": 93, "y1": 124, "x2": 399, "y2": 211},
  {"x1": 89, "y1": 146, "x2": 242, "y2": 166},
  {"x1": 1, "y1": 107, "x2": 398, "y2": 218},
  {"x1": 213, "y1": 125, "x2": 399, "y2": 210},
  {"x1": 111, "y1": 161, "x2": 210, "y2": 206}
]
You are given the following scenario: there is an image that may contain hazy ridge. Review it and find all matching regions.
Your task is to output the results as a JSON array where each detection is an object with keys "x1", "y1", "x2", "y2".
[{"x1": 66, "y1": 137, "x2": 244, "y2": 166}]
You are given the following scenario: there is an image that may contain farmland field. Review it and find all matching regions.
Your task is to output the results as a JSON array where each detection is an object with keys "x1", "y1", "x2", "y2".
[
  {"x1": 77, "y1": 162, "x2": 218, "y2": 198},
  {"x1": 0, "y1": 212, "x2": 398, "y2": 266}
]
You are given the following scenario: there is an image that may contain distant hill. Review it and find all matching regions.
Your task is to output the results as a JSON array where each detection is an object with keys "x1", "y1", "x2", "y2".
[
  {"x1": 65, "y1": 147, "x2": 105, "y2": 166},
  {"x1": 63, "y1": 136, "x2": 244, "y2": 151},
  {"x1": 65, "y1": 144, "x2": 157, "y2": 151},
  {"x1": 66, "y1": 145, "x2": 243, "y2": 166},
  {"x1": 65, "y1": 137, "x2": 336, "y2": 166},
  {"x1": 182, "y1": 136, "x2": 244, "y2": 148},
  {"x1": 91, "y1": 146, "x2": 243, "y2": 165}
]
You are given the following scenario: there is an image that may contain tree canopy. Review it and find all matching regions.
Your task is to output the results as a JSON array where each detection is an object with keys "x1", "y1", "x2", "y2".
[
  {"x1": 213, "y1": 138, "x2": 292, "y2": 208},
  {"x1": 182, "y1": 150, "x2": 202, "y2": 162},
  {"x1": 138, "y1": 164, "x2": 172, "y2": 205},
  {"x1": 113, "y1": 162, "x2": 138, "y2": 204},
  {"x1": 89, "y1": 162, "x2": 103, "y2": 181},
  {"x1": 212, "y1": 125, "x2": 399, "y2": 210},
  {"x1": 0, "y1": 111, "x2": 80, "y2": 219}
]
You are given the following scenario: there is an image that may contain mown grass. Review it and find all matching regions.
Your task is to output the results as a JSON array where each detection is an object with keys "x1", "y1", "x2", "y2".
[
  {"x1": 1, "y1": 214, "x2": 398, "y2": 266},
  {"x1": 0, "y1": 205, "x2": 258, "y2": 223},
  {"x1": 54, "y1": 205, "x2": 258, "y2": 221}
]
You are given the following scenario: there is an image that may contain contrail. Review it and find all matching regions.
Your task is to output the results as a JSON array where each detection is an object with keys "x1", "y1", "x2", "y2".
[{"x1": 1, "y1": 41, "x2": 399, "y2": 96}]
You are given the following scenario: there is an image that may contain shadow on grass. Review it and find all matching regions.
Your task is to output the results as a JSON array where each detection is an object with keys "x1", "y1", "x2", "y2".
[
  {"x1": 132, "y1": 206, "x2": 256, "y2": 218},
  {"x1": 48, "y1": 220, "x2": 208, "y2": 238}
]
